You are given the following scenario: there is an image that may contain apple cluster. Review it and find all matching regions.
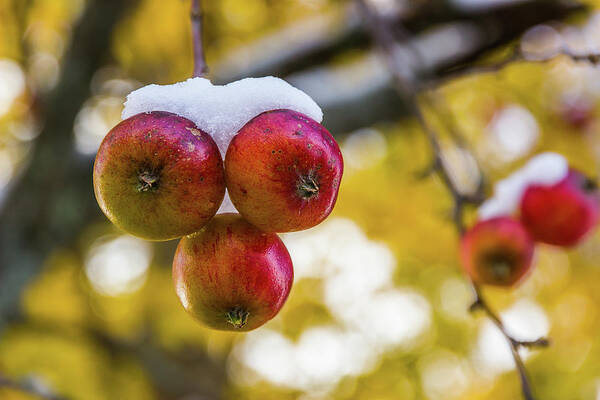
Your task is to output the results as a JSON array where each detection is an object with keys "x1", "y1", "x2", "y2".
[
  {"x1": 94, "y1": 105, "x2": 343, "y2": 331},
  {"x1": 460, "y1": 154, "x2": 600, "y2": 287}
]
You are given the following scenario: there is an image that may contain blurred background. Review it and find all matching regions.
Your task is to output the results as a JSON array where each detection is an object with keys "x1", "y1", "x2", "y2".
[{"x1": 1, "y1": 0, "x2": 600, "y2": 399}]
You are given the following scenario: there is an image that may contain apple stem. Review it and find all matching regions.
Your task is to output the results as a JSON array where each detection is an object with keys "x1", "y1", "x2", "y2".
[
  {"x1": 137, "y1": 170, "x2": 160, "y2": 192},
  {"x1": 190, "y1": 0, "x2": 209, "y2": 78},
  {"x1": 225, "y1": 307, "x2": 249, "y2": 329}
]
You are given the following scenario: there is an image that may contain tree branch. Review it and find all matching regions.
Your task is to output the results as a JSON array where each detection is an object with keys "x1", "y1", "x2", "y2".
[
  {"x1": 469, "y1": 284, "x2": 550, "y2": 399},
  {"x1": 213, "y1": 0, "x2": 586, "y2": 84},
  {"x1": 355, "y1": 1, "x2": 549, "y2": 399},
  {"x1": 430, "y1": 44, "x2": 600, "y2": 88},
  {"x1": 190, "y1": 0, "x2": 208, "y2": 77}
]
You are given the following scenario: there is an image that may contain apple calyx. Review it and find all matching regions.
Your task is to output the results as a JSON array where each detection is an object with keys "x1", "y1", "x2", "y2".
[
  {"x1": 297, "y1": 172, "x2": 320, "y2": 199},
  {"x1": 226, "y1": 306, "x2": 250, "y2": 329},
  {"x1": 137, "y1": 169, "x2": 160, "y2": 192},
  {"x1": 483, "y1": 251, "x2": 515, "y2": 281}
]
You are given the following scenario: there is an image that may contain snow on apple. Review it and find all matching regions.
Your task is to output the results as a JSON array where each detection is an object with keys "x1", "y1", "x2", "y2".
[
  {"x1": 122, "y1": 76, "x2": 326, "y2": 214},
  {"x1": 93, "y1": 76, "x2": 343, "y2": 331},
  {"x1": 122, "y1": 76, "x2": 323, "y2": 156},
  {"x1": 477, "y1": 151, "x2": 599, "y2": 248},
  {"x1": 478, "y1": 152, "x2": 569, "y2": 220}
]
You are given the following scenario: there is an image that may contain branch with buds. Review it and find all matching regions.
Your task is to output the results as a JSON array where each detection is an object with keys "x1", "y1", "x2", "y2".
[
  {"x1": 430, "y1": 44, "x2": 600, "y2": 89},
  {"x1": 355, "y1": 1, "x2": 550, "y2": 399}
]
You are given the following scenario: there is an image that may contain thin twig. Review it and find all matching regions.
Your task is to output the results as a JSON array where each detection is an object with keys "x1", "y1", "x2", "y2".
[
  {"x1": 422, "y1": 93, "x2": 487, "y2": 203},
  {"x1": 469, "y1": 283, "x2": 550, "y2": 399},
  {"x1": 412, "y1": 104, "x2": 476, "y2": 234},
  {"x1": 355, "y1": 0, "x2": 477, "y2": 233},
  {"x1": 355, "y1": 2, "x2": 548, "y2": 399},
  {"x1": 0, "y1": 374, "x2": 68, "y2": 400},
  {"x1": 190, "y1": 0, "x2": 208, "y2": 77},
  {"x1": 430, "y1": 44, "x2": 600, "y2": 88},
  {"x1": 355, "y1": 0, "x2": 482, "y2": 233}
]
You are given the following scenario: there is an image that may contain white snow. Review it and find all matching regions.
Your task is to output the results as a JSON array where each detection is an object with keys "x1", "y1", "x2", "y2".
[
  {"x1": 217, "y1": 191, "x2": 238, "y2": 214},
  {"x1": 122, "y1": 76, "x2": 322, "y2": 155},
  {"x1": 478, "y1": 152, "x2": 569, "y2": 220},
  {"x1": 122, "y1": 76, "x2": 323, "y2": 214}
]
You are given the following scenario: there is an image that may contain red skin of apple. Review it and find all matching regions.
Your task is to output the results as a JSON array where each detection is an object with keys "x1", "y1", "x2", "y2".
[
  {"x1": 93, "y1": 111, "x2": 225, "y2": 241},
  {"x1": 172, "y1": 213, "x2": 294, "y2": 331},
  {"x1": 225, "y1": 109, "x2": 343, "y2": 232},
  {"x1": 520, "y1": 169, "x2": 600, "y2": 247},
  {"x1": 460, "y1": 217, "x2": 535, "y2": 287}
]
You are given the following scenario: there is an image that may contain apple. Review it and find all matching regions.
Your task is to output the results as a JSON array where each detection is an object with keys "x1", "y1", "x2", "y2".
[
  {"x1": 93, "y1": 111, "x2": 225, "y2": 241},
  {"x1": 461, "y1": 217, "x2": 535, "y2": 286},
  {"x1": 172, "y1": 213, "x2": 294, "y2": 331},
  {"x1": 225, "y1": 109, "x2": 343, "y2": 232},
  {"x1": 520, "y1": 169, "x2": 600, "y2": 247}
]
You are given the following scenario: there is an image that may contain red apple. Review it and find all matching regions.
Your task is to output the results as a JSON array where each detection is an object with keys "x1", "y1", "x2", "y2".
[
  {"x1": 225, "y1": 109, "x2": 343, "y2": 232},
  {"x1": 520, "y1": 169, "x2": 600, "y2": 247},
  {"x1": 93, "y1": 111, "x2": 225, "y2": 241},
  {"x1": 172, "y1": 213, "x2": 294, "y2": 331},
  {"x1": 460, "y1": 217, "x2": 535, "y2": 287}
]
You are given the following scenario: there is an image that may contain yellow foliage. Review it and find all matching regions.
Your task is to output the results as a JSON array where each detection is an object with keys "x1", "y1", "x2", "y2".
[
  {"x1": 3, "y1": 1, "x2": 600, "y2": 399},
  {"x1": 22, "y1": 251, "x2": 87, "y2": 327}
]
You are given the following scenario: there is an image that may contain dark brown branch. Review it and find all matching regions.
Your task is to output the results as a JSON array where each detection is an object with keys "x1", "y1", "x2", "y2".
[
  {"x1": 431, "y1": 44, "x2": 600, "y2": 88},
  {"x1": 190, "y1": 0, "x2": 208, "y2": 77},
  {"x1": 354, "y1": 0, "x2": 482, "y2": 232},
  {"x1": 468, "y1": 286, "x2": 551, "y2": 351},
  {"x1": 412, "y1": 105, "x2": 477, "y2": 235},
  {"x1": 356, "y1": 1, "x2": 548, "y2": 399},
  {"x1": 469, "y1": 284, "x2": 550, "y2": 399},
  {"x1": 421, "y1": 93, "x2": 487, "y2": 205},
  {"x1": 0, "y1": 374, "x2": 67, "y2": 400},
  {"x1": 212, "y1": 0, "x2": 585, "y2": 135},
  {"x1": 213, "y1": 0, "x2": 586, "y2": 84},
  {"x1": 435, "y1": 45, "x2": 523, "y2": 86}
]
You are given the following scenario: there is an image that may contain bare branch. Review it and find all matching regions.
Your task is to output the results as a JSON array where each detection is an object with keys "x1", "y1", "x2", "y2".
[
  {"x1": 356, "y1": 1, "x2": 549, "y2": 399},
  {"x1": 469, "y1": 283, "x2": 550, "y2": 399},
  {"x1": 213, "y1": 0, "x2": 585, "y2": 84},
  {"x1": 430, "y1": 44, "x2": 600, "y2": 88},
  {"x1": 190, "y1": 0, "x2": 208, "y2": 77},
  {"x1": 354, "y1": 0, "x2": 481, "y2": 233},
  {"x1": 431, "y1": 45, "x2": 523, "y2": 87},
  {"x1": 422, "y1": 93, "x2": 487, "y2": 203}
]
